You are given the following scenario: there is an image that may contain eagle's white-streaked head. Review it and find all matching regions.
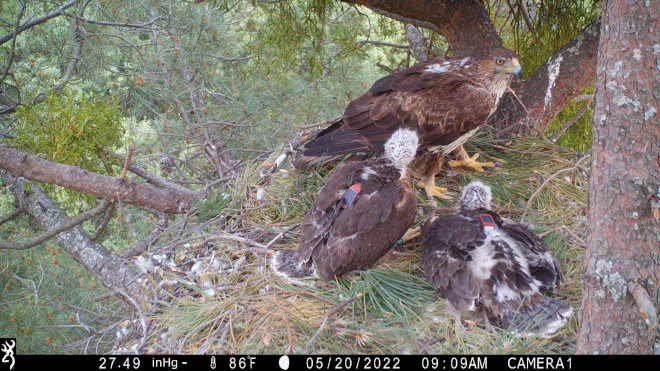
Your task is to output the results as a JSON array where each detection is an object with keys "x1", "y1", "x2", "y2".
[
  {"x1": 459, "y1": 180, "x2": 492, "y2": 210},
  {"x1": 384, "y1": 128, "x2": 419, "y2": 178}
]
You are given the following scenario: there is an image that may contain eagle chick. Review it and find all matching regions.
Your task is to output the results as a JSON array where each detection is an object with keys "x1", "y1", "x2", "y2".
[
  {"x1": 272, "y1": 128, "x2": 419, "y2": 281},
  {"x1": 422, "y1": 181, "x2": 573, "y2": 337}
]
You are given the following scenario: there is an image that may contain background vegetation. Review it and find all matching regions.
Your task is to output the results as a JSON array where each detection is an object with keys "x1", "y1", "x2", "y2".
[{"x1": 0, "y1": 0, "x2": 599, "y2": 354}]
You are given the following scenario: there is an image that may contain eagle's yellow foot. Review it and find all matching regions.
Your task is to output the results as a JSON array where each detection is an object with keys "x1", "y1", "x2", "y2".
[
  {"x1": 418, "y1": 180, "x2": 452, "y2": 201},
  {"x1": 402, "y1": 226, "x2": 421, "y2": 242},
  {"x1": 449, "y1": 153, "x2": 495, "y2": 173}
]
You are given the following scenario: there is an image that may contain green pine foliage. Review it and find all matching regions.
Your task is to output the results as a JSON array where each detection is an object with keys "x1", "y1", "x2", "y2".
[{"x1": 9, "y1": 89, "x2": 124, "y2": 206}]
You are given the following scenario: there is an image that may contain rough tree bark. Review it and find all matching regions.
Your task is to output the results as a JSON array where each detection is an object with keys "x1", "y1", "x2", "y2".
[
  {"x1": 0, "y1": 146, "x2": 200, "y2": 214},
  {"x1": 495, "y1": 19, "x2": 601, "y2": 133},
  {"x1": 577, "y1": 0, "x2": 659, "y2": 354},
  {"x1": 0, "y1": 169, "x2": 146, "y2": 301},
  {"x1": 345, "y1": 0, "x2": 502, "y2": 55},
  {"x1": 343, "y1": 0, "x2": 600, "y2": 134}
]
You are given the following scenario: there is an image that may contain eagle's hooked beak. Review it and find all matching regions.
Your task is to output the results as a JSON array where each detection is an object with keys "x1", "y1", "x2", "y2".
[{"x1": 511, "y1": 58, "x2": 523, "y2": 77}]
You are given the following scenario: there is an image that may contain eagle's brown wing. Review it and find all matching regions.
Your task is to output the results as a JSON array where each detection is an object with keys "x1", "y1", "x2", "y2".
[
  {"x1": 497, "y1": 216, "x2": 563, "y2": 291},
  {"x1": 421, "y1": 214, "x2": 483, "y2": 311},
  {"x1": 303, "y1": 57, "x2": 496, "y2": 157},
  {"x1": 312, "y1": 181, "x2": 416, "y2": 279},
  {"x1": 298, "y1": 160, "x2": 365, "y2": 265}
]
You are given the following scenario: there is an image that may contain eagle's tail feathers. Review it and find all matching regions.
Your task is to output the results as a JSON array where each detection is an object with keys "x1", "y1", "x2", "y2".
[
  {"x1": 303, "y1": 131, "x2": 372, "y2": 157},
  {"x1": 292, "y1": 153, "x2": 342, "y2": 171},
  {"x1": 502, "y1": 296, "x2": 573, "y2": 338},
  {"x1": 270, "y1": 250, "x2": 318, "y2": 281}
]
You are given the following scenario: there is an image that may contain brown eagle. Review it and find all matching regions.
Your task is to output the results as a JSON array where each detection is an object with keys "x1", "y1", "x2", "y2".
[
  {"x1": 272, "y1": 128, "x2": 419, "y2": 281},
  {"x1": 295, "y1": 48, "x2": 522, "y2": 200},
  {"x1": 421, "y1": 181, "x2": 572, "y2": 337}
]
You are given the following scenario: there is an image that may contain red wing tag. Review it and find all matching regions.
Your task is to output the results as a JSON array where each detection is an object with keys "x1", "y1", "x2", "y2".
[
  {"x1": 478, "y1": 213, "x2": 496, "y2": 231},
  {"x1": 341, "y1": 183, "x2": 362, "y2": 209}
]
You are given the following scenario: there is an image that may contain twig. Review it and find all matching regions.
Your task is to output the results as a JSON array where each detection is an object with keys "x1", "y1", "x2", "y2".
[
  {"x1": 0, "y1": 0, "x2": 80, "y2": 46},
  {"x1": 121, "y1": 212, "x2": 169, "y2": 258},
  {"x1": 506, "y1": 86, "x2": 549, "y2": 141},
  {"x1": 119, "y1": 145, "x2": 135, "y2": 180},
  {"x1": 91, "y1": 203, "x2": 116, "y2": 242},
  {"x1": 118, "y1": 289, "x2": 149, "y2": 354},
  {"x1": 264, "y1": 223, "x2": 301, "y2": 249},
  {"x1": 357, "y1": 40, "x2": 409, "y2": 49},
  {"x1": 560, "y1": 225, "x2": 586, "y2": 247},
  {"x1": 297, "y1": 115, "x2": 341, "y2": 130},
  {"x1": 201, "y1": 175, "x2": 236, "y2": 194},
  {"x1": 177, "y1": 310, "x2": 232, "y2": 353},
  {"x1": 628, "y1": 280, "x2": 658, "y2": 330},
  {"x1": 0, "y1": 208, "x2": 22, "y2": 226},
  {"x1": 283, "y1": 313, "x2": 295, "y2": 354},
  {"x1": 0, "y1": 199, "x2": 112, "y2": 250},
  {"x1": 551, "y1": 103, "x2": 591, "y2": 143},
  {"x1": 303, "y1": 293, "x2": 363, "y2": 353},
  {"x1": 520, "y1": 155, "x2": 590, "y2": 222},
  {"x1": 107, "y1": 151, "x2": 199, "y2": 197},
  {"x1": 211, "y1": 234, "x2": 269, "y2": 251},
  {"x1": 376, "y1": 62, "x2": 395, "y2": 74}
]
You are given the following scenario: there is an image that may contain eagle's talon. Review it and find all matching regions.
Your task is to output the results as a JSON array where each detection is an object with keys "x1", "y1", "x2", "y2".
[
  {"x1": 424, "y1": 184, "x2": 453, "y2": 201},
  {"x1": 402, "y1": 226, "x2": 421, "y2": 242},
  {"x1": 448, "y1": 158, "x2": 495, "y2": 173},
  {"x1": 450, "y1": 147, "x2": 496, "y2": 173}
]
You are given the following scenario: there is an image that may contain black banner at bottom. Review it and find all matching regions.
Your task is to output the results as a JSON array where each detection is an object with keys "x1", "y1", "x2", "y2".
[{"x1": 5, "y1": 354, "x2": 657, "y2": 371}]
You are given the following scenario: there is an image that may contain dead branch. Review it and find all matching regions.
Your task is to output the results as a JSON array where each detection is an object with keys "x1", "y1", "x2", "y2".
[
  {"x1": 0, "y1": 199, "x2": 112, "y2": 250},
  {"x1": 357, "y1": 40, "x2": 409, "y2": 49},
  {"x1": 406, "y1": 24, "x2": 428, "y2": 62},
  {"x1": 92, "y1": 203, "x2": 116, "y2": 242},
  {"x1": 628, "y1": 280, "x2": 658, "y2": 330},
  {"x1": 0, "y1": 0, "x2": 80, "y2": 46},
  {"x1": 304, "y1": 293, "x2": 363, "y2": 353},
  {"x1": 297, "y1": 115, "x2": 341, "y2": 130},
  {"x1": 0, "y1": 208, "x2": 22, "y2": 226},
  {"x1": 551, "y1": 102, "x2": 591, "y2": 143},
  {"x1": 121, "y1": 213, "x2": 169, "y2": 258},
  {"x1": 0, "y1": 146, "x2": 199, "y2": 214},
  {"x1": 118, "y1": 146, "x2": 135, "y2": 180},
  {"x1": 118, "y1": 289, "x2": 149, "y2": 353},
  {"x1": 1, "y1": 169, "x2": 145, "y2": 300},
  {"x1": 107, "y1": 151, "x2": 199, "y2": 198}
]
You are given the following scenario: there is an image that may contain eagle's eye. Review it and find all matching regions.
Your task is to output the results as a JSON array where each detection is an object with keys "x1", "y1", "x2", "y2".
[{"x1": 495, "y1": 58, "x2": 505, "y2": 65}]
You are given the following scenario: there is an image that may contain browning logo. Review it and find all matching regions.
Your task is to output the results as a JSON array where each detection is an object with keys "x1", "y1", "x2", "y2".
[{"x1": 0, "y1": 339, "x2": 15, "y2": 371}]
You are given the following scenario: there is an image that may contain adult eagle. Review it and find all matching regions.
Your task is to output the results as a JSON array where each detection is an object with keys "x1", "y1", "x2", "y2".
[
  {"x1": 421, "y1": 181, "x2": 573, "y2": 337},
  {"x1": 272, "y1": 128, "x2": 419, "y2": 281},
  {"x1": 295, "y1": 48, "x2": 522, "y2": 200}
]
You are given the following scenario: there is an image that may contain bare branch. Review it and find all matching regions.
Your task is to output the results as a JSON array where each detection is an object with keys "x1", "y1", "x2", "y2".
[
  {"x1": 0, "y1": 146, "x2": 199, "y2": 214},
  {"x1": 62, "y1": 13, "x2": 159, "y2": 28},
  {"x1": 629, "y1": 281, "x2": 658, "y2": 330},
  {"x1": 0, "y1": 208, "x2": 22, "y2": 226},
  {"x1": 0, "y1": 169, "x2": 145, "y2": 300},
  {"x1": 0, "y1": 0, "x2": 81, "y2": 46},
  {"x1": 0, "y1": 199, "x2": 112, "y2": 250},
  {"x1": 106, "y1": 151, "x2": 199, "y2": 198},
  {"x1": 0, "y1": 0, "x2": 26, "y2": 86},
  {"x1": 356, "y1": 40, "x2": 409, "y2": 49},
  {"x1": 551, "y1": 102, "x2": 591, "y2": 143},
  {"x1": 406, "y1": 24, "x2": 428, "y2": 62}
]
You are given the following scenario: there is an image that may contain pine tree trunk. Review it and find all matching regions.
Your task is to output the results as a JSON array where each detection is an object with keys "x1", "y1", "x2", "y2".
[{"x1": 577, "y1": 0, "x2": 660, "y2": 354}]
